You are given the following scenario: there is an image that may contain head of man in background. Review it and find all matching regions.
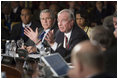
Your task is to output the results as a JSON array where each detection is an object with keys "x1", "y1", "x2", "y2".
[
  {"x1": 40, "y1": 9, "x2": 55, "y2": 31},
  {"x1": 20, "y1": 8, "x2": 32, "y2": 25},
  {"x1": 68, "y1": 40, "x2": 108, "y2": 78}
]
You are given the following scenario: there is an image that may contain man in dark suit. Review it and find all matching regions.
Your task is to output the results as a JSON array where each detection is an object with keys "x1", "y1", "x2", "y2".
[
  {"x1": 11, "y1": 1, "x2": 22, "y2": 22},
  {"x1": 90, "y1": 26, "x2": 117, "y2": 77},
  {"x1": 24, "y1": 9, "x2": 57, "y2": 53},
  {"x1": 45, "y1": 9, "x2": 88, "y2": 62},
  {"x1": 10, "y1": 8, "x2": 40, "y2": 43},
  {"x1": 68, "y1": 40, "x2": 113, "y2": 78}
]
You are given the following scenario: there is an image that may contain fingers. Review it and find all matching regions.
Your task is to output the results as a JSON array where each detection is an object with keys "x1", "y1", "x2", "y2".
[
  {"x1": 24, "y1": 27, "x2": 34, "y2": 37},
  {"x1": 24, "y1": 26, "x2": 33, "y2": 33},
  {"x1": 51, "y1": 29, "x2": 54, "y2": 34},
  {"x1": 47, "y1": 30, "x2": 54, "y2": 37},
  {"x1": 35, "y1": 27, "x2": 39, "y2": 34},
  {"x1": 45, "y1": 30, "x2": 55, "y2": 45},
  {"x1": 45, "y1": 34, "x2": 50, "y2": 42},
  {"x1": 27, "y1": 26, "x2": 33, "y2": 32},
  {"x1": 24, "y1": 27, "x2": 30, "y2": 35},
  {"x1": 46, "y1": 30, "x2": 53, "y2": 40},
  {"x1": 24, "y1": 29, "x2": 30, "y2": 37}
]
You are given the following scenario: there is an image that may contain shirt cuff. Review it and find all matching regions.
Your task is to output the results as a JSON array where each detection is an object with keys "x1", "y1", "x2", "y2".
[
  {"x1": 36, "y1": 42, "x2": 42, "y2": 49},
  {"x1": 51, "y1": 42, "x2": 58, "y2": 51}
]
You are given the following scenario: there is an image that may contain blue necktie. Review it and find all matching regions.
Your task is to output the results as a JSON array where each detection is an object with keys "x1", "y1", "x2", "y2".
[
  {"x1": 38, "y1": 31, "x2": 46, "y2": 41},
  {"x1": 21, "y1": 26, "x2": 27, "y2": 37}
]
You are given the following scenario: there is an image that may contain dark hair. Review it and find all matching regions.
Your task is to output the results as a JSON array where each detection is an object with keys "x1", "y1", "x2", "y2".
[
  {"x1": 75, "y1": 10, "x2": 90, "y2": 26},
  {"x1": 95, "y1": 1, "x2": 104, "y2": 6},
  {"x1": 21, "y1": 7, "x2": 32, "y2": 15},
  {"x1": 91, "y1": 26, "x2": 115, "y2": 49}
]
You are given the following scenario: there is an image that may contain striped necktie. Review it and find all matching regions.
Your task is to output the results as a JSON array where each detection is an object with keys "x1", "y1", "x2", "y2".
[
  {"x1": 39, "y1": 31, "x2": 46, "y2": 41},
  {"x1": 65, "y1": 35, "x2": 69, "y2": 48}
]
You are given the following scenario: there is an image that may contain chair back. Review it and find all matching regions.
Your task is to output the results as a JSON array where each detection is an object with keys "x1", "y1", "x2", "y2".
[{"x1": 11, "y1": 22, "x2": 20, "y2": 30}]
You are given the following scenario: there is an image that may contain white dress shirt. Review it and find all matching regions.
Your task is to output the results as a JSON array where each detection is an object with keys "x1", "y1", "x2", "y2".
[
  {"x1": 22, "y1": 22, "x2": 32, "y2": 28},
  {"x1": 63, "y1": 30, "x2": 72, "y2": 48},
  {"x1": 51, "y1": 30, "x2": 72, "y2": 51}
]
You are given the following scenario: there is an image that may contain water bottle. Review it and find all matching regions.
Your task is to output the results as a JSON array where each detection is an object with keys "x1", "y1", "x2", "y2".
[
  {"x1": 10, "y1": 40, "x2": 17, "y2": 57},
  {"x1": 5, "y1": 40, "x2": 10, "y2": 56}
]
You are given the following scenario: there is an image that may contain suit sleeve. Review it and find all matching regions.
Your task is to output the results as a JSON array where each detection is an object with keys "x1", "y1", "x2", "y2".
[{"x1": 10, "y1": 24, "x2": 20, "y2": 41}]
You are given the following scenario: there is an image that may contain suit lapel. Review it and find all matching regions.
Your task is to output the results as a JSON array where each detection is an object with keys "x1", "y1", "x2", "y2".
[
  {"x1": 59, "y1": 32, "x2": 64, "y2": 45},
  {"x1": 68, "y1": 26, "x2": 78, "y2": 48}
]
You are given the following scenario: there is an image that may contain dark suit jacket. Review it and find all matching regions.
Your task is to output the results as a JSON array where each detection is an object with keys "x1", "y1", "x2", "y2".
[
  {"x1": 104, "y1": 42, "x2": 117, "y2": 78},
  {"x1": 54, "y1": 24, "x2": 89, "y2": 62},
  {"x1": 1, "y1": 13, "x2": 14, "y2": 31},
  {"x1": 10, "y1": 21, "x2": 40, "y2": 42},
  {"x1": 11, "y1": 6, "x2": 22, "y2": 22}
]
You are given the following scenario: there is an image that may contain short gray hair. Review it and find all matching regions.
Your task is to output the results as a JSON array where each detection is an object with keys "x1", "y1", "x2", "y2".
[
  {"x1": 57, "y1": 9, "x2": 75, "y2": 20},
  {"x1": 90, "y1": 26, "x2": 114, "y2": 49},
  {"x1": 39, "y1": 9, "x2": 55, "y2": 20}
]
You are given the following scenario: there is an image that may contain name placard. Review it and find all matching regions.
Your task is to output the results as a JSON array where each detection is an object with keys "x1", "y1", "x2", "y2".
[{"x1": 1, "y1": 56, "x2": 16, "y2": 65}]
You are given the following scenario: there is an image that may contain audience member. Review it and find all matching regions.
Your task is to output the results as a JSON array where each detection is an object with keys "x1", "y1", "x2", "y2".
[
  {"x1": 103, "y1": 1, "x2": 116, "y2": 16},
  {"x1": 90, "y1": 26, "x2": 117, "y2": 77},
  {"x1": 1, "y1": 2, "x2": 12, "y2": 32},
  {"x1": 49, "y1": 3, "x2": 60, "y2": 18},
  {"x1": 75, "y1": 11, "x2": 92, "y2": 38},
  {"x1": 103, "y1": 15, "x2": 114, "y2": 32},
  {"x1": 19, "y1": 1, "x2": 25, "y2": 9},
  {"x1": 11, "y1": 1, "x2": 22, "y2": 22},
  {"x1": 45, "y1": 9, "x2": 88, "y2": 62},
  {"x1": 10, "y1": 8, "x2": 40, "y2": 43},
  {"x1": 90, "y1": 1, "x2": 107, "y2": 27},
  {"x1": 68, "y1": 1, "x2": 77, "y2": 15},
  {"x1": 49, "y1": 3, "x2": 60, "y2": 28},
  {"x1": 24, "y1": 9, "x2": 58, "y2": 53},
  {"x1": 90, "y1": 26, "x2": 115, "y2": 51},
  {"x1": 68, "y1": 40, "x2": 113, "y2": 78},
  {"x1": 33, "y1": 2, "x2": 47, "y2": 22}
]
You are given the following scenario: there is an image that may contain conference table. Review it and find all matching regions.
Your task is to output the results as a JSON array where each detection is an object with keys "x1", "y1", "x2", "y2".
[
  {"x1": 1, "y1": 54, "x2": 44, "y2": 78},
  {"x1": 1, "y1": 53, "x2": 72, "y2": 78}
]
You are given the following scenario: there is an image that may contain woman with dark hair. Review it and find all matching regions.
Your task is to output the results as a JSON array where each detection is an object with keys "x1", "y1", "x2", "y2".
[{"x1": 76, "y1": 11, "x2": 92, "y2": 38}]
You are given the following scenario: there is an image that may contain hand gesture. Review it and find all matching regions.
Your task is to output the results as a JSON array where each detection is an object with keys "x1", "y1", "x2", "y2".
[
  {"x1": 45, "y1": 30, "x2": 55, "y2": 46},
  {"x1": 24, "y1": 27, "x2": 39, "y2": 44}
]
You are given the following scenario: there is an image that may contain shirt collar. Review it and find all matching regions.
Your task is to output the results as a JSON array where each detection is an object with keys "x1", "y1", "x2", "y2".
[
  {"x1": 64, "y1": 29, "x2": 72, "y2": 40},
  {"x1": 45, "y1": 29, "x2": 50, "y2": 33},
  {"x1": 22, "y1": 22, "x2": 32, "y2": 28}
]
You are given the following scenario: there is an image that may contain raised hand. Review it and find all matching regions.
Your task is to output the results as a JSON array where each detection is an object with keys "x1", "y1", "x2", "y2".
[
  {"x1": 24, "y1": 27, "x2": 39, "y2": 44},
  {"x1": 45, "y1": 30, "x2": 55, "y2": 46}
]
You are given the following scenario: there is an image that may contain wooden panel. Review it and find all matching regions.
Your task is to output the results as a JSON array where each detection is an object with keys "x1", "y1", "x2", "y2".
[{"x1": 1, "y1": 64, "x2": 22, "y2": 78}]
